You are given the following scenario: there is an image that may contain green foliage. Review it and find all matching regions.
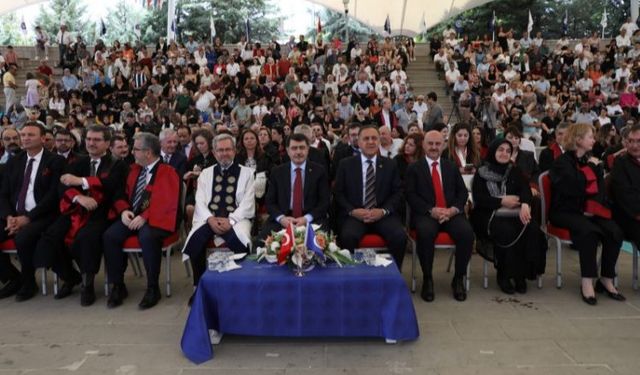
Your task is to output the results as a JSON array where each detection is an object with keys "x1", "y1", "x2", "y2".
[
  {"x1": 140, "y1": 0, "x2": 283, "y2": 45},
  {"x1": 34, "y1": 0, "x2": 95, "y2": 44},
  {"x1": 307, "y1": 8, "x2": 380, "y2": 43},
  {"x1": 103, "y1": 0, "x2": 146, "y2": 45},
  {"x1": 0, "y1": 13, "x2": 30, "y2": 46},
  {"x1": 429, "y1": 0, "x2": 629, "y2": 40}
]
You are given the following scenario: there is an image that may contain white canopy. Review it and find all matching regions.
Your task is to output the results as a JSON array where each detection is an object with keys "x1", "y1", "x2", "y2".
[
  {"x1": 310, "y1": 0, "x2": 495, "y2": 35},
  {"x1": 0, "y1": 0, "x2": 496, "y2": 35}
]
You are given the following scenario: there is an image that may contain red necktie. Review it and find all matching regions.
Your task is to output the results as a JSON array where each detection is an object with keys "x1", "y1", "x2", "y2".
[
  {"x1": 292, "y1": 167, "x2": 303, "y2": 218},
  {"x1": 431, "y1": 161, "x2": 447, "y2": 208}
]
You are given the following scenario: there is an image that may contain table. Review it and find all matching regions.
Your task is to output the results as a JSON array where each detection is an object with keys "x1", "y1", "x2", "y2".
[{"x1": 181, "y1": 260, "x2": 420, "y2": 364}]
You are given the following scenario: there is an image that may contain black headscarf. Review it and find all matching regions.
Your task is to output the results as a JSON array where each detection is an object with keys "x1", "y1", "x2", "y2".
[{"x1": 478, "y1": 138, "x2": 514, "y2": 198}]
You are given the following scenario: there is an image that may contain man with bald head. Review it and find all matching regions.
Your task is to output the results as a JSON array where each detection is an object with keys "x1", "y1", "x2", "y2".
[{"x1": 405, "y1": 130, "x2": 474, "y2": 302}]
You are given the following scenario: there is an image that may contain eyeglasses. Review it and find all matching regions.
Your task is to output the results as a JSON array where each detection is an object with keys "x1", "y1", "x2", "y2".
[{"x1": 132, "y1": 147, "x2": 148, "y2": 152}]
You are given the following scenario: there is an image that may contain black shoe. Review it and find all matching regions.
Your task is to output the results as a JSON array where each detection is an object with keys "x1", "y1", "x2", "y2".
[
  {"x1": 107, "y1": 283, "x2": 128, "y2": 309},
  {"x1": 451, "y1": 277, "x2": 466, "y2": 302},
  {"x1": 581, "y1": 289, "x2": 597, "y2": 305},
  {"x1": 514, "y1": 278, "x2": 527, "y2": 294},
  {"x1": 497, "y1": 278, "x2": 515, "y2": 294},
  {"x1": 138, "y1": 286, "x2": 161, "y2": 310},
  {"x1": 80, "y1": 284, "x2": 96, "y2": 307},
  {"x1": 15, "y1": 281, "x2": 38, "y2": 302},
  {"x1": 54, "y1": 275, "x2": 82, "y2": 300},
  {"x1": 0, "y1": 279, "x2": 21, "y2": 299},
  {"x1": 595, "y1": 279, "x2": 626, "y2": 301},
  {"x1": 420, "y1": 276, "x2": 434, "y2": 302}
]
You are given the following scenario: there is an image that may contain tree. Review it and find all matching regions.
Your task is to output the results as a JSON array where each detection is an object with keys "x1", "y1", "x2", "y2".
[
  {"x1": 428, "y1": 0, "x2": 628, "y2": 40},
  {"x1": 140, "y1": 0, "x2": 283, "y2": 45},
  {"x1": 307, "y1": 8, "x2": 380, "y2": 43},
  {"x1": 34, "y1": 0, "x2": 94, "y2": 44},
  {"x1": 103, "y1": 0, "x2": 146, "y2": 44},
  {"x1": 0, "y1": 13, "x2": 29, "y2": 46}
]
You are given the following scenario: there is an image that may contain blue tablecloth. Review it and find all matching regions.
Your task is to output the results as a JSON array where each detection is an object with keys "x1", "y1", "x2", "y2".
[{"x1": 181, "y1": 260, "x2": 420, "y2": 364}]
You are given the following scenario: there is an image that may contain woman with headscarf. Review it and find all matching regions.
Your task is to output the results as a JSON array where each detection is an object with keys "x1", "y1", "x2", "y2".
[{"x1": 471, "y1": 139, "x2": 547, "y2": 295}]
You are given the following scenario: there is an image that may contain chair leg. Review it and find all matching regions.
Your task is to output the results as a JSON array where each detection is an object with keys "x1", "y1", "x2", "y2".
[
  {"x1": 633, "y1": 243, "x2": 638, "y2": 291},
  {"x1": 165, "y1": 247, "x2": 172, "y2": 297},
  {"x1": 446, "y1": 251, "x2": 454, "y2": 273},
  {"x1": 465, "y1": 261, "x2": 471, "y2": 292},
  {"x1": 482, "y1": 259, "x2": 488, "y2": 289},
  {"x1": 40, "y1": 268, "x2": 47, "y2": 296},
  {"x1": 554, "y1": 237, "x2": 562, "y2": 289},
  {"x1": 411, "y1": 239, "x2": 416, "y2": 293},
  {"x1": 184, "y1": 259, "x2": 192, "y2": 278},
  {"x1": 537, "y1": 275, "x2": 543, "y2": 289},
  {"x1": 53, "y1": 272, "x2": 59, "y2": 296}
]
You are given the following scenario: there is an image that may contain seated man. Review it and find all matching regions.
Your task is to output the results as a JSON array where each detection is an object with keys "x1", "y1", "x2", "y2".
[
  {"x1": 260, "y1": 133, "x2": 330, "y2": 240},
  {"x1": 0, "y1": 122, "x2": 65, "y2": 301},
  {"x1": 611, "y1": 124, "x2": 640, "y2": 255},
  {"x1": 405, "y1": 130, "x2": 474, "y2": 302},
  {"x1": 182, "y1": 133, "x2": 255, "y2": 299},
  {"x1": 334, "y1": 125, "x2": 407, "y2": 268},
  {"x1": 36, "y1": 125, "x2": 127, "y2": 306},
  {"x1": 103, "y1": 132, "x2": 181, "y2": 310}
]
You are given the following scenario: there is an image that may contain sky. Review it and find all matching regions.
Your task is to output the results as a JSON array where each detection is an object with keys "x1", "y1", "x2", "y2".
[{"x1": 14, "y1": 0, "x2": 315, "y2": 38}]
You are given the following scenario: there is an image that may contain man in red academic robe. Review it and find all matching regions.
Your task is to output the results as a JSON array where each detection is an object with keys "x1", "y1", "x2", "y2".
[{"x1": 103, "y1": 132, "x2": 181, "y2": 310}]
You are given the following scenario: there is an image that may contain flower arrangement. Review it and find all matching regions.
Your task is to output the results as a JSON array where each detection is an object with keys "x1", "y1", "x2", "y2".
[{"x1": 255, "y1": 223, "x2": 354, "y2": 272}]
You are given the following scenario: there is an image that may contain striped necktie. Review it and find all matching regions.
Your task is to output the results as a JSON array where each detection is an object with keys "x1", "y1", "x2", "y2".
[
  {"x1": 132, "y1": 167, "x2": 148, "y2": 212},
  {"x1": 363, "y1": 159, "x2": 376, "y2": 209}
]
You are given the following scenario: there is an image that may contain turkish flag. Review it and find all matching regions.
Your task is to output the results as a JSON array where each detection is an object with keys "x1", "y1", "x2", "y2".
[{"x1": 277, "y1": 223, "x2": 295, "y2": 265}]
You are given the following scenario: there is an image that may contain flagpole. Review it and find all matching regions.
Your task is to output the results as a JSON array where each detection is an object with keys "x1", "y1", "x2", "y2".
[{"x1": 492, "y1": 11, "x2": 495, "y2": 42}]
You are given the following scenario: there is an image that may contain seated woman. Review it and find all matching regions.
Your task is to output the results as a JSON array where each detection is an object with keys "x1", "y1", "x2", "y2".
[
  {"x1": 393, "y1": 133, "x2": 424, "y2": 183},
  {"x1": 549, "y1": 123, "x2": 625, "y2": 305},
  {"x1": 442, "y1": 123, "x2": 481, "y2": 176},
  {"x1": 471, "y1": 139, "x2": 547, "y2": 294}
]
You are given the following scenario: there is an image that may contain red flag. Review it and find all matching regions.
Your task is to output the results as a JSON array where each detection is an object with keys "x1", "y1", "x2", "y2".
[
  {"x1": 277, "y1": 223, "x2": 295, "y2": 265},
  {"x1": 317, "y1": 17, "x2": 322, "y2": 34}
]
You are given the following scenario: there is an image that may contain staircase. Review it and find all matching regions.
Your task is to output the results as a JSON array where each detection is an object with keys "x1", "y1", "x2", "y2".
[
  {"x1": 406, "y1": 43, "x2": 454, "y2": 121},
  {"x1": 1, "y1": 55, "x2": 64, "y2": 113}
]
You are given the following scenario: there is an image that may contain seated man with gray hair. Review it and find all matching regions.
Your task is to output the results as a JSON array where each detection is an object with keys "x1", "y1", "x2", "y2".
[
  {"x1": 182, "y1": 133, "x2": 255, "y2": 304},
  {"x1": 103, "y1": 132, "x2": 182, "y2": 310}
]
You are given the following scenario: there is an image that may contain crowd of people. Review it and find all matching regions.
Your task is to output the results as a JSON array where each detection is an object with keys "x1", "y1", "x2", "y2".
[{"x1": 0, "y1": 18, "x2": 639, "y2": 309}]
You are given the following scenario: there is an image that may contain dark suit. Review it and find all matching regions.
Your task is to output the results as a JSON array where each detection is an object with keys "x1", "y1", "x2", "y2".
[
  {"x1": 0, "y1": 149, "x2": 65, "y2": 285},
  {"x1": 334, "y1": 155, "x2": 407, "y2": 267},
  {"x1": 36, "y1": 155, "x2": 128, "y2": 282},
  {"x1": 405, "y1": 157, "x2": 474, "y2": 278},
  {"x1": 260, "y1": 161, "x2": 330, "y2": 240},
  {"x1": 611, "y1": 154, "x2": 640, "y2": 248},
  {"x1": 331, "y1": 142, "x2": 359, "y2": 179},
  {"x1": 163, "y1": 151, "x2": 187, "y2": 179}
]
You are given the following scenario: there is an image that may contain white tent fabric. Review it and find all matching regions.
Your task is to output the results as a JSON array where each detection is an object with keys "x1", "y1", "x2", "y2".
[
  {"x1": 309, "y1": 0, "x2": 495, "y2": 35},
  {"x1": 0, "y1": 0, "x2": 496, "y2": 35}
]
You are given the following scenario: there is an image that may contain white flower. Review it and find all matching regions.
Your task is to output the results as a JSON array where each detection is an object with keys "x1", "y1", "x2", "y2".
[
  {"x1": 270, "y1": 242, "x2": 281, "y2": 251},
  {"x1": 328, "y1": 242, "x2": 339, "y2": 253}
]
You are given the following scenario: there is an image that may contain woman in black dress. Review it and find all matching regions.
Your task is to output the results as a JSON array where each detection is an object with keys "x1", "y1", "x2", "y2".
[
  {"x1": 183, "y1": 129, "x2": 216, "y2": 232},
  {"x1": 471, "y1": 139, "x2": 546, "y2": 294},
  {"x1": 549, "y1": 123, "x2": 625, "y2": 305}
]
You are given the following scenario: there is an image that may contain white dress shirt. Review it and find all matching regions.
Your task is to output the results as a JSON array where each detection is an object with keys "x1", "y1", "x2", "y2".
[
  {"x1": 23, "y1": 148, "x2": 44, "y2": 213},
  {"x1": 360, "y1": 154, "x2": 377, "y2": 206}
]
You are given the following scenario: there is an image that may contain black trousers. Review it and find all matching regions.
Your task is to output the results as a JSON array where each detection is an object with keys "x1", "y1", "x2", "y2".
[
  {"x1": 338, "y1": 215, "x2": 407, "y2": 269},
  {"x1": 551, "y1": 213, "x2": 623, "y2": 278},
  {"x1": 103, "y1": 221, "x2": 171, "y2": 288},
  {"x1": 0, "y1": 217, "x2": 55, "y2": 285},
  {"x1": 36, "y1": 215, "x2": 112, "y2": 282},
  {"x1": 184, "y1": 224, "x2": 247, "y2": 286},
  {"x1": 414, "y1": 214, "x2": 474, "y2": 279}
]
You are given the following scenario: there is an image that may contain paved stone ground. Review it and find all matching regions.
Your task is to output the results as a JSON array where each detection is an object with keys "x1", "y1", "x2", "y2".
[{"x1": 1, "y1": 248, "x2": 639, "y2": 375}]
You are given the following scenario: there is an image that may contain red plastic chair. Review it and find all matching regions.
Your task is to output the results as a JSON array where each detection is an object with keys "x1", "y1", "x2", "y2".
[
  {"x1": 539, "y1": 171, "x2": 571, "y2": 288},
  {"x1": 0, "y1": 239, "x2": 57, "y2": 296},
  {"x1": 408, "y1": 230, "x2": 470, "y2": 293}
]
